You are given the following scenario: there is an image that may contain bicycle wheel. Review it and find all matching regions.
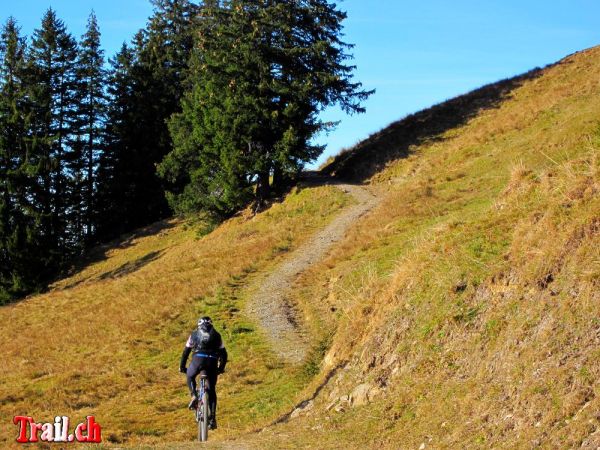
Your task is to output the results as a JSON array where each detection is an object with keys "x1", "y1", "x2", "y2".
[{"x1": 198, "y1": 390, "x2": 209, "y2": 442}]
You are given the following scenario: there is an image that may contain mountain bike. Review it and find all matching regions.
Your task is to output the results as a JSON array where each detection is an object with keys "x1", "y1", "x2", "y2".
[{"x1": 194, "y1": 371, "x2": 211, "y2": 442}]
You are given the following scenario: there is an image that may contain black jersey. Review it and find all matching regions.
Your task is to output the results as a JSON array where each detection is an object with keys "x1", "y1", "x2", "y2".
[{"x1": 185, "y1": 328, "x2": 224, "y2": 355}]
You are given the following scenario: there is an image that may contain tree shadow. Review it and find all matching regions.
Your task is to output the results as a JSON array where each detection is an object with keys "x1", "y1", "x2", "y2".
[
  {"x1": 100, "y1": 219, "x2": 178, "y2": 252},
  {"x1": 321, "y1": 65, "x2": 550, "y2": 182},
  {"x1": 0, "y1": 219, "x2": 178, "y2": 305},
  {"x1": 60, "y1": 249, "x2": 165, "y2": 290},
  {"x1": 85, "y1": 218, "x2": 173, "y2": 262},
  {"x1": 95, "y1": 250, "x2": 164, "y2": 281},
  {"x1": 55, "y1": 219, "x2": 177, "y2": 290}
]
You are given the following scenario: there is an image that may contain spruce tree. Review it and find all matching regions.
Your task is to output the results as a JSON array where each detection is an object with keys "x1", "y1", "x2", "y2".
[
  {"x1": 136, "y1": 0, "x2": 199, "y2": 217},
  {"x1": 96, "y1": 43, "x2": 135, "y2": 240},
  {"x1": 161, "y1": 0, "x2": 373, "y2": 217},
  {"x1": 26, "y1": 8, "x2": 79, "y2": 276},
  {"x1": 160, "y1": 2, "x2": 259, "y2": 217},
  {"x1": 73, "y1": 11, "x2": 106, "y2": 245},
  {"x1": 0, "y1": 4, "x2": 203, "y2": 298},
  {"x1": 98, "y1": 0, "x2": 198, "y2": 238},
  {"x1": 0, "y1": 17, "x2": 30, "y2": 301},
  {"x1": 265, "y1": 0, "x2": 373, "y2": 191}
]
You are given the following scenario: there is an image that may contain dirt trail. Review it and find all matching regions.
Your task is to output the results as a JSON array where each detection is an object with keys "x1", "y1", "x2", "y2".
[{"x1": 246, "y1": 173, "x2": 381, "y2": 364}]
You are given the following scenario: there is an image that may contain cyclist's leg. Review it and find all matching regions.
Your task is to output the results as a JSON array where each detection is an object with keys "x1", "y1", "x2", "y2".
[
  {"x1": 186, "y1": 356, "x2": 202, "y2": 397},
  {"x1": 207, "y1": 364, "x2": 218, "y2": 420}
]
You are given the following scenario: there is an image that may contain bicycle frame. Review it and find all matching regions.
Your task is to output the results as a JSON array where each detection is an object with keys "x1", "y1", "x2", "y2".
[{"x1": 195, "y1": 373, "x2": 210, "y2": 441}]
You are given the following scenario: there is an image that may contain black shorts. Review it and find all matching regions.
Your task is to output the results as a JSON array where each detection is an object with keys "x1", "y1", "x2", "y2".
[{"x1": 187, "y1": 354, "x2": 218, "y2": 389}]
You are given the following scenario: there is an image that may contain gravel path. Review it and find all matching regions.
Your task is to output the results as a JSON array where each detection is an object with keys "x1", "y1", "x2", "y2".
[{"x1": 246, "y1": 174, "x2": 381, "y2": 364}]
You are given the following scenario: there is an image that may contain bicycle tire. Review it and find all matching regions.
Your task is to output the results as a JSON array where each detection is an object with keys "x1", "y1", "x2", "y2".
[{"x1": 198, "y1": 390, "x2": 209, "y2": 442}]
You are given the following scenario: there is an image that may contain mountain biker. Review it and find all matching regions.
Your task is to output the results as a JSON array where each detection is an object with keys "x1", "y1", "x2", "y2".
[{"x1": 180, "y1": 316, "x2": 227, "y2": 430}]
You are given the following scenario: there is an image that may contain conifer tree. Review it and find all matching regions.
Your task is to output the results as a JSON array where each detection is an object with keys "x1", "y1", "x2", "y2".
[
  {"x1": 96, "y1": 43, "x2": 135, "y2": 240},
  {"x1": 0, "y1": 4, "x2": 203, "y2": 299},
  {"x1": 0, "y1": 17, "x2": 30, "y2": 301},
  {"x1": 161, "y1": 0, "x2": 372, "y2": 217},
  {"x1": 99, "y1": 0, "x2": 198, "y2": 237},
  {"x1": 26, "y1": 8, "x2": 79, "y2": 274},
  {"x1": 265, "y1": 0, "x2": 373, "y2": 191},
  {"x1": 73, "y1": 11, "x2": 106, "y2": 244},
  {"x1": 160, "y1": 2, "x2": 257, "y2": 217}
]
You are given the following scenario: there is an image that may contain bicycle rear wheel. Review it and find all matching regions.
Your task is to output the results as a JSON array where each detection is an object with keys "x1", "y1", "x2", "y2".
[{"x1": 198, "y1": 390, "x2": 209, "y2": 442}]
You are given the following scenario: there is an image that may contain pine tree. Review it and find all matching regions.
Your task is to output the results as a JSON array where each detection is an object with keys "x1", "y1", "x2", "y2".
[
  {"x1": 161, "y1": 0, "x2": 373, "y2": 217},
  {"x1": 73, "y1": 11, "x2": 106, "y2": 245},
  {"x1": 96, "y1": 43, "x2": 135, "y2": 240},
  {"x1": 0, "y1": 17, "x2": 30, "y2": 301},
  {"x1": 134, "y1": 0, "x2": 199, "y2": 220},
  {"x1": 26, "y1": 8, "x2": 79, "y2": 276},
  {"x1": 160, "y1": 2, "x2": 259, "y2": 217},
  {"x1": 98, "y1": 0, "x2": 198, "y2": 238},
  {"x1": 0, "y1": 5, "x2": 203, "y2": 299},
  {"x1": 145, "y1": 0, "x2": 198, "y2": 99},
  {"x1": 266, "y1": 0, "x2": 373, "y2": 191}
]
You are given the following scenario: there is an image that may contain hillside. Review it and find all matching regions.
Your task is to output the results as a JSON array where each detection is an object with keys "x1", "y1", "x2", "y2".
[{"x1": 2, "y1": 45, "x2": 600, "y2": 449}]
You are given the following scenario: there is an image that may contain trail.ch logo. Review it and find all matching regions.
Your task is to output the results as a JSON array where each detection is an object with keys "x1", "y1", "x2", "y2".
[{"x1": 13, "y1": 415, "x2": 102, "y2": 444}]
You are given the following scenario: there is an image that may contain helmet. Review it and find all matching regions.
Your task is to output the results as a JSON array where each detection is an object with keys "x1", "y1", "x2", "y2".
[{"x1": 197, "y1": 316, "x2": 213, "y2": 332}]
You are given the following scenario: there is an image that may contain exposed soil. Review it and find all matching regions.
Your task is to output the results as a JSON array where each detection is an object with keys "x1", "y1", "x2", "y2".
[{"x1": 246, "y1": 173, "x2": 381, "y2": 364}]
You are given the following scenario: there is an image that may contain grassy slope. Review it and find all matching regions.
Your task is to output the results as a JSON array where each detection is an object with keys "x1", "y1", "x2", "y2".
[
  {"x1": 2, "y1": 45, "x2": 600, "y2": 450},
  {"x1": 241, "y1": 46, "x2": 600, "y2": 448},
  {"x1": 0, "y1": 185, "x2": 352, "y2": 448}
]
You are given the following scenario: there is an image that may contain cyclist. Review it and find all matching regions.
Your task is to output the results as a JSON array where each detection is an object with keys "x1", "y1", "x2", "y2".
[{"x1": 180, "y1": 316, "x2": 227, "y2": 430}]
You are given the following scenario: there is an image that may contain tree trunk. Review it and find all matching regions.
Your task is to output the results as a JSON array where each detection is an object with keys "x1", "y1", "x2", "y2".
[
  {"x1": 254, "y1": 170, "x2": 271, "y2": 213},
  {"x1": 272, "y1": 163, "x2": 284, "y2": 194}
]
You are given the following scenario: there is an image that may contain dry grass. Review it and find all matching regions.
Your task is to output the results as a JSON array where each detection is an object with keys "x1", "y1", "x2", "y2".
[
  {"x1": 3, "y1": 44, "x2": 600, "y2": 450},
  {"x1": 238, "y1": 46, "x2": 600, "y2": 449},
  {"x1": 0, "y1": 185, "x2": 351, "y2": 448}
]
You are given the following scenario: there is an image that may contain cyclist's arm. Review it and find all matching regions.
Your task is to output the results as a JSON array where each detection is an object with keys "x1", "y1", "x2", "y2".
[
  {"x1": 179, "y1": 335, "x2": 194, "y2": 372},
  {"x1": 217, "y1": 340, "x2": 228, "y2": 372}
]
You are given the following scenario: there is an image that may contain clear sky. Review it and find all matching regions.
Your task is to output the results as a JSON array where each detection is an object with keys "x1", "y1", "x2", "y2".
[{"x1": 2, "y1": 1, "x2": 600, "y2": 168}]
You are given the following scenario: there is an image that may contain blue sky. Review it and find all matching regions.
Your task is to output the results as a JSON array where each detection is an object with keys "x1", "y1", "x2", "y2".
[{"x1": 2, "y1": 1, "x2": 600, "y2": 168}]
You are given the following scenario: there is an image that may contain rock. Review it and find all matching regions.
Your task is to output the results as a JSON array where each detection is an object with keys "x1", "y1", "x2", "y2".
[
  {"x1": 326, "y1": 399, "x2": 338, "y2": 411},
  {"x1": 370, "y1": 386, "x2": 383, "y2": 400},
  {"x1": 580, "y1": 429, "x2": 600, "y2": 448},
  {"x1": 350, "y1": 383, "x2": 372, "y2": 406},
  {"x1": 453, "y1": 280, "x2": 468, "y2": 293},
  {"x1": 334, "y1": 404, "x2": 346, "y2": 413},
  {"x1": 290, "y1": 400, "x2": 314, "y2": 418}
]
